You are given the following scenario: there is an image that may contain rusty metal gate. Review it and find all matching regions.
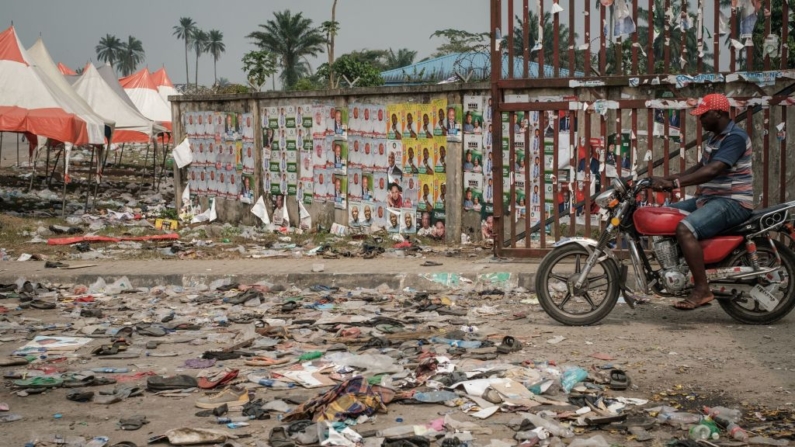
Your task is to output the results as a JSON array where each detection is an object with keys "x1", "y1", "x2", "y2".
[{"x1": 489, "y1": 0, "x2": 795, "y2": 257}]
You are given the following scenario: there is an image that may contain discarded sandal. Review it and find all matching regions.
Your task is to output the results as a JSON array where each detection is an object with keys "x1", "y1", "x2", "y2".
[
  {"x1": 608, "y1": 369, "x2": 630, "y2": 390},
  {"x1": 496, "y1": 336, "x2": 523, "y2": 354},
  {"x1": 119, "y1": 415, "x2": 149, "y2": 431},
  {"x1": 66, "y1": 391, "x2": 94, "y2": 402},
  {"x1": 244, "y1": 357, "x2": 290, "y2": 367}
]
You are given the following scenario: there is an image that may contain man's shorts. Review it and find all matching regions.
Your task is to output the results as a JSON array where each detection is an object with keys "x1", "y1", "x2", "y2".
[{"x1": 667, "y1": 197, "x2": 752, "y2": 240}]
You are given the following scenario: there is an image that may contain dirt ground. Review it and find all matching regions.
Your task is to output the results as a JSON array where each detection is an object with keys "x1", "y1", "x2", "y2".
[{"x1": 1, "y1": 293, "x2": 793, "y2": 446}]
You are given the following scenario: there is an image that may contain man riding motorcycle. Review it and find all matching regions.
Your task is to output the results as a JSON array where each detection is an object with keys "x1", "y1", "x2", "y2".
[{"x1": 650, "y1": 93, "x2": 753, "y2": 310}]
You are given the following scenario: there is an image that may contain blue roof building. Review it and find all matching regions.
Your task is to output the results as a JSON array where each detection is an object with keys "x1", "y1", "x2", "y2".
[{"x1": 380, "y1": 52, "x2": 584, "y2": 86}]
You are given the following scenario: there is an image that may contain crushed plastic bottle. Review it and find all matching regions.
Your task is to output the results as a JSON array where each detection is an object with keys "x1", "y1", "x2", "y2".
[
  {"x1": 376, "y1": 425, "x2": 417, "y2": 438},
  {"x1": 726, "y1": 422, "x2": 749, "y2": 442},
  {"x1": 414, "y1": 391, "x2": 459, "y2": 403},
  {"x1": 429, "y1": 337, "x2": 482, "y2": 349},
  {"x1": 257, "y1": 379, "x2": 295, "y2": 389},
  {"x1": 657, "y1": 412, "x2": 703, "y2": 426},
  {"x1": 520, "y1": 412, "x2": 575, "y2": 438},
  {"x1": 704, "y1": 406, "x2": 742, "y2": 423}
]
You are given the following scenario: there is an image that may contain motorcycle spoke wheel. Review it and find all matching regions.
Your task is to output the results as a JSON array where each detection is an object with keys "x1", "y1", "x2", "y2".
[
  {"x1": 718, "y1": 239, "x2": 795, "y2": 325},
  {"x1": 535, "y1": 244, "x2": 621, "y2": 326}
]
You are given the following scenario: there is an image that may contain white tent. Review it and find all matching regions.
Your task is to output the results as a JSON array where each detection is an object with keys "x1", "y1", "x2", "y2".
[
  {"x1": 72, "y1": 64, "x2": 159, "y2": 144},
  {"x1": 119, "y1": 68, "x2": 172, "y2": 131},
  {"x1": 151, "y1": 67, "x2": 180, "y2": 105},
  {"x1": 27, "y1": 38, "x2": 114, "y2": 145},
  {"x1": 0, "y1": 26, "x2": 96, "y2": 145}
]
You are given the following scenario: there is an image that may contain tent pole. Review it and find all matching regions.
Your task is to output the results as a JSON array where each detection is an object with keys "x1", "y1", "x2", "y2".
[
  {"x1": 16, "y1": 133, "x2": 20, "y2": 166},
  {"x1": 157, "y1": 134, "x2": 169, "y2": 191},
  {"x1": 140, "y1": 143, "x2": 150, "y2": 189},
  {"x1": 152, "y1": 137, "x2": 159, "y2": 190},
  {"x1": 84, "y1": 145, "x2": 95, "y2": 212},
  {"x1": 49, "y1": 149, "x2": 62, "y2": 188},
  {"x1": 61, "y1": 149, "x2": 68, "y2": 217},
  {"x1": 45, "y1": 146, "x2": 53, "y2": 189},
  {"x1": 28, "y1": 142, "x2": 39, "y2": 192},
  {"x1": 0, "y1": 132, "x2": 4, "y2": 164},
  {"x1": 94, "y1": 143, "x2": 109, "y2": 210}
]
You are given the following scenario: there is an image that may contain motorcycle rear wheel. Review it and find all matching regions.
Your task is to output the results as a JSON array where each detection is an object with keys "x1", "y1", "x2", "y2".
[
  {"x1": 718, "y1": 238, "x2": 795, "y2": 324},
  {"x1": 535, "y1": 244, "x2": 621, "y2": 326}
]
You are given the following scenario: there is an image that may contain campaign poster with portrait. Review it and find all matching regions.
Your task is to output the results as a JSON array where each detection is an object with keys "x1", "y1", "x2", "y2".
[
  {"x1": 349, "y1": 103, "x2": 364, "y2": 136},
  {"x1": 333, "y1": 174, "x2": 347, "y2": 209},
  {"x1": 418, "y1": 174, "x2": 435, "y2": 212},
  {"x1": 361, "y1": 171, "x2": 375, "y2": 202},
  {"x1": 298, "y1": 178, "x2": 313, "y2": 205},
  {"x1": 312, "y1": 138, "x2": 328, "y2": 168},
  {"x1": 433, "y1": 137, "x2": 447, "y2": 174},
  {"x1": 386, "y1": 207, "x2": 401, "y2": 233},
  {"x1": 313, "y1": 167, "x2": 330, "y2": 203},
  {"x1": 360, "y1": 201, "x2": 377, "y2": 227},
  {"x1": 296, "y1": 105, "x2": 312, "y2": 129},
  {"x1": 402, "y1": 104, "x2": 420, "y2": 140},
  {"x1": 239, "y1": 174, "x2": 254, "y2": 204},
  {"x1": 417, "y1": 104, "x2": 435, "y2": 140},
  {"x1": 242, "y1": 142, "x2": 256, "y2": 174},
  {"x1": 360, "y1": 137, "x2": 374, "y2": 170},
  {"x1": 372, "y1": 105, "x2": 387, "y2": 138},
  {"x1": 312, "y1": 105, "x2": 329, "y2": 138},
  {"x1": 386, "y1": 141, "x2": 403, "y2": 184},
  {"x1": 400, "y1": 208, "x2": 417, "y2": 235},
  {"x1": 445, "y1": 104, "x2": 463, "y2": 142},
  {"x1": 348, "y1": 168, "x2": 364, "y2": 202},
  {"x1": 403, "y1": 144, "x2": 421, "y2": 175},
  {"x1": 373, "y1": 172, "x2": 389, "y2": 203},
  {"x1": 349, "y1": 136, "x2": 363, "y2": 168},
  {"x1": 223, "y1": 113, "x2": 239, "y2": 141},
  {"x1": 464, "y1": 172, "x2": 484, "y2": 212},
  {"x1": 373, "y1": 139, "x2": 388, "y2": 170},
  {"x1": 240, "y1": 113, "x2": 255, "y2": 142},
  {"x1": 329, "y1": 140, "x2": 348, "y2": 175},
  {"x1": 463, "y1": 134, "x2": 483, "y2": 174},
  {"x1": 431, "y1": 98, "x2": 447, "y2": 138},
  {"x1": 434, "y1": 174, "x2": 447, "y2": 211},
  {"x1": 348, "y1": 202, "x2": 363, "y2": 228},
  {"x1": 463, "y1": 95, "x2": 484, "y2": 135},
  {"x1": 387, "y1": 104, "x2": 404, "y2": 140},
  {"x1": 417, "y1": 143, "x2": 435, "y2": 175},
  {"x1": 402, "y1": 175, "x2": 419, "y2": 209},
  {"x1": 332, "y1": 107, "x2": 348, "y2": 140}
]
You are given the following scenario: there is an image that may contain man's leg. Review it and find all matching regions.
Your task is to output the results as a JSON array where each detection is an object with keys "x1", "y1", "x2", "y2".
[{"x1": 674, "y1": 198, "x2": 752, "y2": 309}]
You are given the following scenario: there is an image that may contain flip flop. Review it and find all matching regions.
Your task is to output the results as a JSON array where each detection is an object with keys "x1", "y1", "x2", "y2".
[
  {"x1": 609, "y1": 369, "x2": 631, "y2": 390},
  {"x1": 92, "y1": 345, "x2": 119, "y2": 356},
  {"x1": 29, "y1": 301, "x2": 56, "y2": 310},
  {"x1": 13, "y1": 376, "x2": 63, "y2": 388},
  {"x1": 673, "y1": 299, "x2": 713, "y2": 310},
  {"x1": 119, "y1": 415, "x2": 149, "y2": 431},
  {"x1": 66, "y1": 391, "x2": 95, "y2": 402},
  {"x1": 244, "y1": 357, "x2": 290, "y2": 367},
  {"x1": 197, "y1": 370, "x2": 240, "y2": 389}
]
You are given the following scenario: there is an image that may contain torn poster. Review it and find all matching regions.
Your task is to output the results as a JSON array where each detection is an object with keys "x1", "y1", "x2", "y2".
[
  {"x1": 777, "y1": 122, "x2": 786, "y2": 142},
  {"x1": 669, "y1": 73, "x2": 725, "y2": 89},
  {"x1": 739, "y1": 71, "x2": 778, "y2": 87},
  {"x1": 738, "y1": 0, "x2": 760, "y2": 40},
  {"x1": 614, "y1": 0, "x2": 637, "y2": 37}
]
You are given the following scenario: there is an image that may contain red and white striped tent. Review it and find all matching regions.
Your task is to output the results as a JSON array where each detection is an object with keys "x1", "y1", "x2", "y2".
[
  {"x1": 72, "y1": 63, "x2": 161, "y2": 144},
  {"x1": 120, "y1": 68, "x2": 172, "y2": 131},
  {"x1": 0, "y1": 26, "x2": 100, "y2": 145},
  {"x1": 27, "y1": 38, "x2": 114, "y2": 145},
  {"x1": 151, "y1": 67, "x2": 180, "y2": 105}
]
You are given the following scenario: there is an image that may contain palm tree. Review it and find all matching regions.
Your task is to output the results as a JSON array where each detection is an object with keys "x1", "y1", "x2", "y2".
[
  {"x1": 172, "y1": 17, "x2": 196, "y2": 85},
  {"x1": 384, "y1": 48, "x2": 417, "y2": 70},
  {"x1": 119, "y1": 36, "x2": 145, "y2": 76},
  {"x1": 192, "y1": 28, "x2": 208, "y2": 87},
  {"x1": 247, "y1": 10, "x2": 326, "y2": 89},
  {"x1": 206, "y1": 29, "x2": 225, "y2": 85},
  {"x1": 95, "y1": 34, "x2": 123, "y2": 70}
]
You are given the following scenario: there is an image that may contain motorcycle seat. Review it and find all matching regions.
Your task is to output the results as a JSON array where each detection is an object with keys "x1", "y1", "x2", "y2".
[{"x1": 719, "y1": 202, "x2": 794, "y2": 236}]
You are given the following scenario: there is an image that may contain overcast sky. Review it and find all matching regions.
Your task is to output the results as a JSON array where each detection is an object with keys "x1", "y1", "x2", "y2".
[{"x1": 6, "y1": 0, "x2": 489, "y2": 87}]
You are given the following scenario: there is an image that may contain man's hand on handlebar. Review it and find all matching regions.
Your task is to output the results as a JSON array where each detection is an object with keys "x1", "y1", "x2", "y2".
[{"x1": 650, "y1": 177, "x2": 675, "y2": 191}]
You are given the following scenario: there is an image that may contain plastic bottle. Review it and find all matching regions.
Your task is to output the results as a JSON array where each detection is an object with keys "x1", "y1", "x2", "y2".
[
  {"x1": 656, "y1": 412, "x2": 702, "y2": 426},
  {"x1": 560, "y1": 367, "x2": 588, "y2": 393},
  {"x1": 298, "y1": 351, "x2": 322, "y2": 361},
  {"x1": 257, "y1": 379, "x2": 295, "y2": 389},
  {"x1": 704, "y1": 406, "x2": 742, "y2": 423},
  {"x1": 459, "y1": 326, "x2": 479, "y2": 334},
  {"x1": 91, "y1": 368, "x2": 129, "y2": 373},
  {"x1": 689, "y1": 418, "x2": 719, "y2": 440},
  {"x1": 376, "y1": 425, "x2": 417, "y2": 438},
  {"x1": 217, "y1": 416, "x2": 253, "y2": 424},
  {"x1": 226, "y1": 422, "x2": 249, "y2": 429},
  {"x1": 726, "y1": 422, "x2": 749, "y2": 442},
  {"x1": 429, "y1": 337, "x2": 482, "y2": 349},
  {"x1": 521, "y1": 412, "x2": 575, "y2": 438}
]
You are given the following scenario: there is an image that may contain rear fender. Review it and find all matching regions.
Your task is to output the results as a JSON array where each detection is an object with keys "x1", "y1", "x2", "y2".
[{"x1": 553, "y1": 237, "x2": 619, "y2": 264}]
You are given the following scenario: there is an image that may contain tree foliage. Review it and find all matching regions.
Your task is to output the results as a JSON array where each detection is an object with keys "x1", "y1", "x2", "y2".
[
  {"x1": 247, "y1": 10, "x2": 326, "y2": 89},
  {"x1": 96, "y1": 34, "x2": 123, "y2": 69},
  {"x1": 242, "y1": 50, "x2": 279, "y2": 91},
  {"x1": 173, "y1": 17, "x2": 196, "y2": 85},
  {"x1": 316, "y1": 53, "x2": 385, "y2": 88},
  {"x1": 430, "y1": 29, "x2": 489, "y2": 58},
  {"x1": 119, "y1": 36, "x2": 145, "y2": 76}
]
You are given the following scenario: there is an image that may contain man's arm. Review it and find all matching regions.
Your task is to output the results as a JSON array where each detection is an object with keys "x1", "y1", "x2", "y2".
[{"x1": 664, "y1": 162, "x2": 702, "y2": 181}]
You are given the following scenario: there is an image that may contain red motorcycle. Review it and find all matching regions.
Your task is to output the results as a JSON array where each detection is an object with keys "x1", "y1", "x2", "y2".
[{"x1": 535, "y1": 177, "x2": 795, "y2": 326}]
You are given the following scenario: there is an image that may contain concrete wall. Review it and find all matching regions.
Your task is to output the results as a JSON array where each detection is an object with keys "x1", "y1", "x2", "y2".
[{"x1": 172, "y1": 80, "x2": 795, "y2": 247}]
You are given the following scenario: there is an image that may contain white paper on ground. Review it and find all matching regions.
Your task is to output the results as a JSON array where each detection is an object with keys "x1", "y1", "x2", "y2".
[{"x1": 251, "y1": 196, "x2": 270, "y2": 224}]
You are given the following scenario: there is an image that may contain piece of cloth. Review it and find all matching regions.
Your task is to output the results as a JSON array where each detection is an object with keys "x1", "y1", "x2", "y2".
[
  {"x1": 669, "y1": 197, "x2": 751, "y2": 240},
  {"x1": 282, "y1": 376, "x2": 388, "y2": 422},
  {"x1": 696, "y1": 121, "x2": 753, "y2": 209}
]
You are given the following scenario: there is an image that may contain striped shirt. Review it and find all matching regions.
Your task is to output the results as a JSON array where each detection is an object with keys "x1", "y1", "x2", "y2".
[{"x1": 696, "y1": 121, "x2": 753, "y2": 209}]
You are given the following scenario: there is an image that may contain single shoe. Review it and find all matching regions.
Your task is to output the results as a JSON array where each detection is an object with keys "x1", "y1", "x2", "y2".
[{"x1": 194, "y1": 386, "x2": 249, "y2": 409}]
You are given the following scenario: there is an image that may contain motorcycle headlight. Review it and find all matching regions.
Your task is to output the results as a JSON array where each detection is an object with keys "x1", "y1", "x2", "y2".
[{"x1": 594, "y1": 189, "x2": 617, "y2": 208}]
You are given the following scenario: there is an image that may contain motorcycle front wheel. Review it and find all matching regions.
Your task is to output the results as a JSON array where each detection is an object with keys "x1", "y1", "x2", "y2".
[
  {"x1": 535, "y1": 244, "x2": 621, "y2": 326},
  {"x1": 718, "y1": 238, "x2": 795, "y2": 324}
]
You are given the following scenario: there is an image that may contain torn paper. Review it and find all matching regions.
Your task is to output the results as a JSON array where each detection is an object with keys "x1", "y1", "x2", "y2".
[
  {"x1": 172, "y1": 137, "x2": 193, "y2": 168},
  {"x1": 251, "y1": 196, "x2": 270, "y2": 224}
]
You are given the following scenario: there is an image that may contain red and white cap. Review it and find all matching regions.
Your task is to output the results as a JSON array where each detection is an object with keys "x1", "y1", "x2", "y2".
[{"x1": 690, "y1": 93, "x2": 731, "y2": 116}]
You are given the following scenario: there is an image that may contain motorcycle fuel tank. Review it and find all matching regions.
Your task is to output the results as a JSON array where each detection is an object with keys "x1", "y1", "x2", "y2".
[{"x1": 633, "y1": 207, "x2": 689, "y2": 235}]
